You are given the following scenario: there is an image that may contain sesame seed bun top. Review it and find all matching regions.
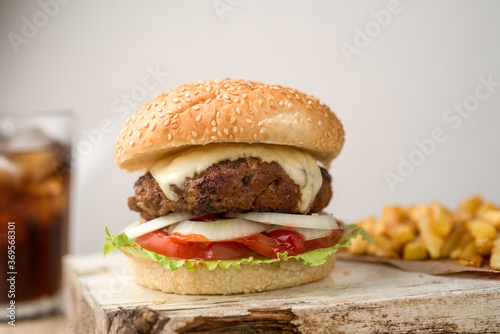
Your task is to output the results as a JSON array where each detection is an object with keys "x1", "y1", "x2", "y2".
[{"x1": 114, "y1": 79, "x2": 345, "y2": 171}]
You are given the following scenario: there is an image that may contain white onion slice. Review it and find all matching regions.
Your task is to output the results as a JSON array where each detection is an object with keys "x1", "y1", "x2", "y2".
[
  {"x1": 124, "y1": 212, "x2": 193, "y2": 239},
  {"x1": 168, "y1": 219, "x2": 268, "y2": 241},
  {"x1": 229, "y1": 212, "x2": 338, "y2": 230},
  {"x1": 265, "y1": 225, "x2": 334, "y2": 241}
]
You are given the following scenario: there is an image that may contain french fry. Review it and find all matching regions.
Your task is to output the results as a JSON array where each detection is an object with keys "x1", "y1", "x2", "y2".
[
  {"x1": 430, "y1": 202, "x2": 454, "y2": 238},
  {"x1": 386, "y1": 221, "x2": 416, "y2": 252},
  {"x1": 367, "y1": 236, "x2": 399, "y2": 259},
  {"x1": 410, "y1": 205, "x2": 443, "y2": 259},
  {"x1": 349, "y1": 217, "x2": 377, "y2": 255},
  {"x1": 466, "y1": 219, "x2": 498, "y2": 240},
  {"x1": 478, "y1": 208, "x2": 500, "y2": 228},
  {"x1": 450, "y1": 232, "x2": 473, "y2": 259},
  {"x1": 454, "y1": 242, "x2": 483, "y2": 268},
  {"x1": 440, "y1": 223, "x2": 465, "y2": 258},
  {"x1": 474, "y1": 238, "x2": 493, "y2": 256},
  {"x1": 357, "y1": 217, "x2": 377, "y2": 235},
  {"x1": 456, "y1": 195, "x2": 483, "y2": 222},
  {"x1": 348, "y1": 234, "x2": 369, "y2": 255},
  {"x1": 490, "y1": 235, "x2": 500, "y2": 270},
  {"x1": 403, "y1": 240, "x2": 428, "y2": 260},
  {"x1": 381, "y1": 206, "x2": 407, "y2": 224}
]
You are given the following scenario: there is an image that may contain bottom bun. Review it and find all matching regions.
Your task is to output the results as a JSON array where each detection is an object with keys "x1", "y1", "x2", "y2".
[{"x1": 126, "y1": 254, "x2": 336, "y2": 295}]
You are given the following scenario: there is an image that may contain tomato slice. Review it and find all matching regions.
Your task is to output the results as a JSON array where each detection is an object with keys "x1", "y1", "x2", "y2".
[
  {"x1": 135, "y1": 232, "x2": 252, "y2": 260},
  {"x1": 134, "y1": 227, "x2": 344, "y2": 261}
]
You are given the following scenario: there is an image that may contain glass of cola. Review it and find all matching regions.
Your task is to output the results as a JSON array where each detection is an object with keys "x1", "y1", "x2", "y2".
[{"x1": 0, "y1": 110, "x2": 72, "y2": 319}]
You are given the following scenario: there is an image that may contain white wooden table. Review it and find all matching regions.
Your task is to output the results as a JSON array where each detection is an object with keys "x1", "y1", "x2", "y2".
[{"x1": 63, "y1": 253, "x2": 500, "y2": 333}]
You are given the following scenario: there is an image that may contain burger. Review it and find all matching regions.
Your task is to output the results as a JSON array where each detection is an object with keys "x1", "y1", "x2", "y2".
[{"x1": 104, "y1": 79, "x2": 366, "y2": 295}]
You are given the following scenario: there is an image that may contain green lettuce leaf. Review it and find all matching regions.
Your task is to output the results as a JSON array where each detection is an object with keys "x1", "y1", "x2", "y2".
[{"x1": 103, "y1": 223, "x2": 370, "y2": 271}]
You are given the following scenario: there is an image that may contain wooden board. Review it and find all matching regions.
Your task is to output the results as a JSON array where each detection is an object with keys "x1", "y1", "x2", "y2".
[{"x1": 63, "y1": 253, "x2": 500, "y2": 333}]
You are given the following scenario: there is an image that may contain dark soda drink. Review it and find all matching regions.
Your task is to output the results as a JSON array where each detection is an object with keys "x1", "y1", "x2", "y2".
[{"x1": 0, "y1": 112, "x2": 72, "y2": 319}]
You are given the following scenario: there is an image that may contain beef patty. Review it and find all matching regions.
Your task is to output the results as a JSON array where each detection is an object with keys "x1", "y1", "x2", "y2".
[{"x1": 128, "y1": 157, "x2": 332, "y2": 220}]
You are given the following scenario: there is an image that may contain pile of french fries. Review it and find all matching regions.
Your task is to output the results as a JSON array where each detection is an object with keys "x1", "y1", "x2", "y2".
[{"x1": 349, "y1": 196, "x2": 500, "y2": 270}]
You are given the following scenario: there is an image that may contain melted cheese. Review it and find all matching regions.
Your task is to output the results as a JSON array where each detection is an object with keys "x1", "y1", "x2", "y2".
[{"x1": 150, "y1": 143, "x2": 323, "y2": 213}]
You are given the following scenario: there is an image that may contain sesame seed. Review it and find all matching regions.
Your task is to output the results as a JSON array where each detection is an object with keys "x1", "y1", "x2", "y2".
[
  {"x1": 164, "y1": 119, "x2": 170, "y2": 126},
  {"x1": 229, "y1": 134, "x2": 234, "y2": 139},
  {"x1": 191, "y1": 131, "x2": 198, "y2": 137},
  {"x1": 193, "y1": 105, "x2": 200, "y2": 110},
  {"x1": 216, "y1": 111, "x2": 221, "y2": 119},
  {"x1": 234, "y1": 97, "x2": 240, "y2": 103},
  {"x1": 174, "y1": 113, "x2": 179, "y2": 119},
  {"x1": 150, "y1": 115, "x2": 155, "y2": 119},
  {"x1": 212, "y1": 126, "x2": 217, "y2": 132},
  {"x1": 211, "y1": 120, "x2": 217, "y2": 126},
  {"x1": 224, "y1": 84, "x2": 229, "y2": 88},
  {"x1": 318, "y1": 121, "x2": 322, "y2": 126},
  {"x1": 167, "y1": 134, "x2": 172, "y2": 140},
  {"x1": 233, "y1": 126, "x2": 238, "y2": 133},
  {"x1": 186, "y1": 98, "x2": 192, "y2": 102},
  {"x1": 130, "y1": 141, "x2": 135, "y2": 146},
  {"x1": 205, "y1": 99, "x2": 211, "y2": 104},
  {"x1": 258, "y1": 100, "x2": 263, "y2": 105},
  {"x1": 139, "y1": 115, "x2": 144, "y2": 120},
  {"x1": 172, "y1": 124, "x2": 179, "y2": 129},
  {"x1": 146, "y1": 104, "x2": 152, "y2": 110},
  {"x1": 253, "y1": 134, "x2": 257, "y2": 140},
  {"x1": 137, "y1": 131, "x2": 142, "y2": 138},
  {"x1": 268, "y1": 119, "x2": 273, "y2": 125},
  {"x1": 242, "y1": 93, "x2": 247, "y2": 98},
  {"x1": 246, "y1": 119, "x2": 252, "y2": 124},
  {"x1": 223, "y1": 128, "x2": 229, "y2": 135},
  {"x1": 185, "y1": 92, "x2": 190, "y2": 97},
  {"x1": 158, "y1": 113, "x2": 164, "y2": 118},
  {"x1": 195, "y1": 114, "x2": 202, "y2": 122},
  {"x1": 166, "y1": 110, "x2": 173, "y2": 114},
  {"x1": 194, "y1": 91, "x2": 199, "y2": 95},
  {"x1": 173, "y1": 97, "x2": 180, "y2": 103},
  {"x1": 150, "y1": 123, "x2": 156, "y2": 130},
  {"x1": 180, "y1": 87, "x2": 185, "y2": 92},
  {"x1": 287, "y1": 103, "x2": 293, "y2": 109},
  {"x1": 128, "y1": 130, "x2": 132, "y2": 136},
  {"x1": 279, "y1": 100, "x2": 284, "y2": 106},
  {"x1": 257, "y1": 121, "x2": 264, "y2": 126},
  {"x1": 210, "y1": 135, "x2": 218, "y2": 140},
  {"x1": 308, "y1": 100, "x2": 313, "y2": 105},
  {"x1": 177, "y1": 105, "x2": 182, "y2": 110},
  {"x1": 161, "y1": 100, "x2": 166, "y2": 106},
  {"x1": 240, "y1": 127, "x2": 244, "y2": 133},
  {"x1": 260, "y1": 127, "x2": 266, "y2": 133},
  {"x1": 191, "y1": 139, "x2": 196, "y2": 144},
  {"x1": 218, "y1": 130, "x2": 222, "y2": 137},
  {"x1": 278, "y1": 113, "x2": 283, "y2": 118},
  {"x1": 229, "y1": 117, "x2": 236, "y2": 124},
  {"x1": 206, "y1": 87, "x2": 211, "y2": 92},
  {"x1": 307, "y1": 118, "x2": 312, "y2": 122},
  {"x1": 143, "y1": 122, "x2": 148, "y2": 127},
  {"x1": 235, "y1": 107, "x2": 241, "y2": 114}
]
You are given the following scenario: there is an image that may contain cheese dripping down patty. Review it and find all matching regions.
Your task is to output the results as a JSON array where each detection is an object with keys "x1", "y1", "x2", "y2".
[{"x1": 149, "y1": 143, "x2": 323, "y2": 213}]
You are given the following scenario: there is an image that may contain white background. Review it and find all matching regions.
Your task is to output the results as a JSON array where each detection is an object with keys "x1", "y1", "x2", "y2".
[{"x1": 1, "y1": 0, "x2": 499, "y2": 254}]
